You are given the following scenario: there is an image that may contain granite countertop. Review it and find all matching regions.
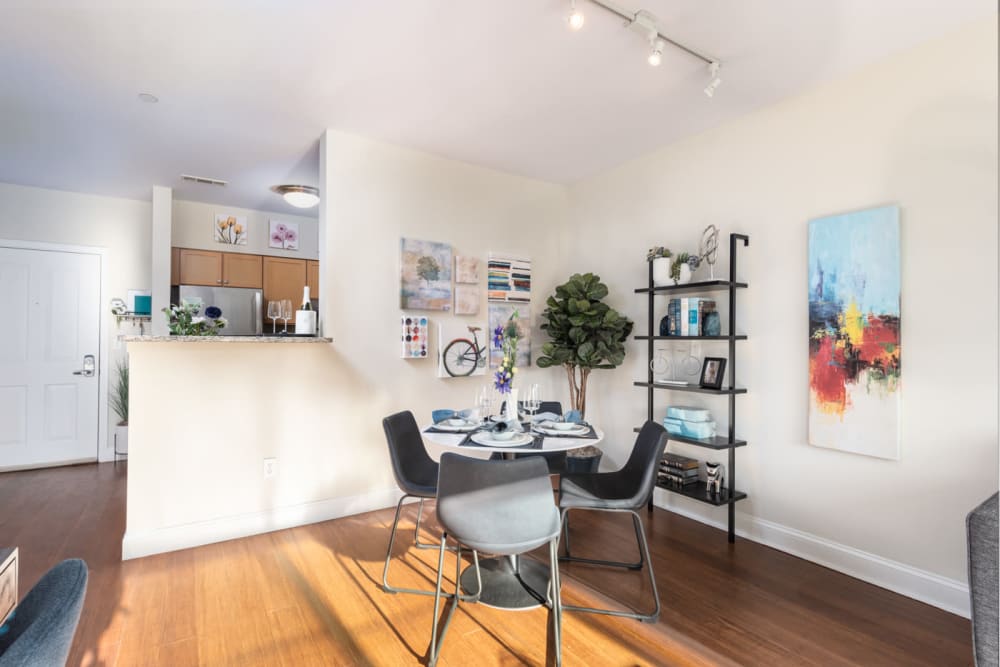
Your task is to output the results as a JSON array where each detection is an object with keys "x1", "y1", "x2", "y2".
[{"x1": 121, "y1": 335, "x2": 332, "y2": 343}]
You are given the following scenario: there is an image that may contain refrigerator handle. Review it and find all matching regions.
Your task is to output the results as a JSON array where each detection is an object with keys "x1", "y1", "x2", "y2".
[{"x1": 254, "y1": 291, "x2": 263, "y2": 336}]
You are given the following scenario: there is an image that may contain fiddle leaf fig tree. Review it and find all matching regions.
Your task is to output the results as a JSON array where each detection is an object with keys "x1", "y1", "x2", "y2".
[{"x1": 536, "y1": 273, "x2": 633, "y2": 417}]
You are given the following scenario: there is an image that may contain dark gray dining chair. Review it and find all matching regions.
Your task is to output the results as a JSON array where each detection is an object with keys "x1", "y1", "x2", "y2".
[
  {"x1": 381, "y1": 411, "x2": 462, "y2": 598},
  {"x1": 0, "y1": 559, "x2": 88, "y2": 667},
  {"x1": 492, "y1": 401, "x2": 568, "y2": 473},
  {"x1": 558, "y1": 420, "x2": 667, "y2": 622},
  {"x1": 428, "y1": 453, "x2": 562, "y2": 667}
]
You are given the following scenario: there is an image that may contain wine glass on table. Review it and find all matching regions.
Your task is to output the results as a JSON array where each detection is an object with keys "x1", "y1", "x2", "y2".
[
  {"x1": 476, "y1": 385, "x2": 492, "y2": 425},
  {"x1": 525, "y1": 384, "x2": 540, "y2": 422},
  {"x1": 266, "y1": 301, "x2": 280, "y2": 334},
  {"x1": 280, "y1": 299, "x2": 293, "y2": 334}
]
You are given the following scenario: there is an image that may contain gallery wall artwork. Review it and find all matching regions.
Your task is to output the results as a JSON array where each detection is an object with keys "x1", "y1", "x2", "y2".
[
  {"x1": 454, "y1": 284, "x2": 479, "y2": 315},
  {"x1": 269, "y1": 220, "x2": 299, "y2": 250},
  {"x1": 214, "y1": 213, "x2": 247, "y2": 245},
  {"x1": 487, "y1": 254, "x2": 531, "y2": 303},
  {"x1": 455, "y1": 256, "x2": 481, "y2": 284},
  {"x1": 400, "y1": 237, "x2": 452, "y2": 311},
  {"x1": 401, "y1": 315, "x2": 429, "y2": 359},
  {"x1": 808, "y1": 204, "x2": 901, "y2": 459},
  {"x1": 488, "y1": 303, "x2": 531, "y2": 368},
  {"x1": 437, "y1": 321, "x2": 488, "y2": 378}
]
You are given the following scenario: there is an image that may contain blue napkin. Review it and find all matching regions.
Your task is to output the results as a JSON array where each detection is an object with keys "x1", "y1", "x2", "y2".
[
  {"x1": 564, "y1": 410, "x2": 583, "y2": 424},
  {"x1": 432, "y1": 409, "x2": 472, "y2": 424}
]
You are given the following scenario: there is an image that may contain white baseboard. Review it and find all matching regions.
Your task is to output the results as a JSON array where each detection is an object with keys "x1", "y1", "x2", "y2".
[
  {"x1": 653, "y1": 491, "x2": 971, "y2": 618},
  {"x1": 122, "y1": 487, "x2": 403, "y2": 560}
]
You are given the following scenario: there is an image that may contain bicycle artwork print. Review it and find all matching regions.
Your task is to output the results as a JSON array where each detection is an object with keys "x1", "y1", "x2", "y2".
[{"x1": 437, "y1": 321, "x2": 488, "y2": 378}]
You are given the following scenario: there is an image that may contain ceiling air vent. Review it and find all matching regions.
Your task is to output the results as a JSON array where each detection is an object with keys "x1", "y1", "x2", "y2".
[{"x1": 181, "y1": 174, "x2": 228, "y2": 187}]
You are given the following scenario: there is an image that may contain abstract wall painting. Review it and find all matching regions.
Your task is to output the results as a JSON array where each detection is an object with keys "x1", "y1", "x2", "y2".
[
  {"x1": 487, "y1": 254, "x2": 531, "y2": 303},
  {"x1": 488, "y1": 303, "x2": 531, "y2": 368},
  {"x1": 437, "y1": 320, "x2": 488, "y2": 378},
  {"x1": 455, "y1": 256, "x2": 481, "y2": 284},
  {"x1": 214, "y1": 213, "x2": 247, "y2": 245},
  {"x1": 400, "y1": 238, "x2": 452, "y2": 311},
  {"x1": 454, "y1": 284, "x2": 479, "y2": 315},
  {"x1": 401, "y1": 315, "x2": 429, "y2": 359},
  {"x1": 269, "y1": 220, "x2": 299, "y2": 250},
  {"x1": 808, "y1": 205, "x2": 901, "y2": 459}
]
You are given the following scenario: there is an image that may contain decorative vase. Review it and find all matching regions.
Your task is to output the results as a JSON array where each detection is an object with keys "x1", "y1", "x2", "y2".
[
  {"x1": 114, "y1": 423, "x2": 129, "y2": 455},
  {"x1": 677, "y1": 263, "x2": 692, "y2": 285},
  {"x1": 505, "y1": 387, "x2": 519, "y2": 421},
  {"x1": 651, "y1": 257, "x2": 671, "y2": 286}
]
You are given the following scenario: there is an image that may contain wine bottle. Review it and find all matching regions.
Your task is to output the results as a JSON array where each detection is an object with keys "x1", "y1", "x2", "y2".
[{"x1": 300, "y1": 286, "x2": 313, "y2": 311}]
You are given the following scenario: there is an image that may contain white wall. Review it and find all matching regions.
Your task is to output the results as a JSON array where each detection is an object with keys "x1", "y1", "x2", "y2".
[
  {"x1": 171, "y1": 198, "x2": 319, "y2": 260},
  {"x1": 566, "y1": 18, "x2": 998, "y2": 612},
  {"x1": 0, "y1": 182, "x2": 152, "y2": 460},
  {"x1": 123, "y1": 131, "x2": 570, "y2": 557}
]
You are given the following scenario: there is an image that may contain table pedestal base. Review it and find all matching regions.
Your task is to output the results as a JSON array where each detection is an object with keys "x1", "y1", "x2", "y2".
[{"x1": 460, "y1": 555, "x2": 549, "y2": 610}]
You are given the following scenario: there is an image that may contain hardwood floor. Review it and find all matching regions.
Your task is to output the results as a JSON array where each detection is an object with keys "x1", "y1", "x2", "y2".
[{"x1": 0, "y1": 463, "x2": 972, "y2": 666}]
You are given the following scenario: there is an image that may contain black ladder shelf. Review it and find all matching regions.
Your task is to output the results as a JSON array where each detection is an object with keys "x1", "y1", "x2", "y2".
[{"x1": 639, "y1": 233, "x2": 749, "y2": 542}]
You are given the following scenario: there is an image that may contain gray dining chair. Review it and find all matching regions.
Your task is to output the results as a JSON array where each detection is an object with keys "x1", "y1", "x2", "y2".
[
  {"x1": 381, "y1": 411, "x2": 467, "y2": 598},
  {"x1": 492, "y1": 401, "x2": 568, "y2": 473},
  {"x1": 0, "y1": 559, "x2": 88, "y2": 667},
  {"x1": 558, "y1": 420, "x2": 667, "y2": 622},
  {"x1": 428, "y1": 453, "x2": 563, "y2": 667}
]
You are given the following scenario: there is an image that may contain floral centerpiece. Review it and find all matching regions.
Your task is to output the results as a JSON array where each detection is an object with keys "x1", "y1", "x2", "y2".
[
  {"x1": 492, "y1": 311, "x2": 521, "y2": 419},
  {"x1": 163, "y1": 303, "x2": 227, "y2": 336}
]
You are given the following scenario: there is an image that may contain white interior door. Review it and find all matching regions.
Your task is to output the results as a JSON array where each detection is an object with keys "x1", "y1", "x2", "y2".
[{"x1": 0, "y1": 246, "x2": 101, "y2": 469}]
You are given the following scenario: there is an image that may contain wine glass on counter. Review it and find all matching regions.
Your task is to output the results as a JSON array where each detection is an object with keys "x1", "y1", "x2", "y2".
[
  {"x1": 266, "y1": 301, "x2": 281, "y2": 334},
  {"x1": 280, "y1": 299, "x2": 293, "y2": 334}
]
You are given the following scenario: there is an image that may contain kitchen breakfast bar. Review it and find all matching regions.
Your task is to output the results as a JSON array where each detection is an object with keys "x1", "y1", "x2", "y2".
[{"x1": 119, "y1": 335, "x2": 412, "y2": 561}]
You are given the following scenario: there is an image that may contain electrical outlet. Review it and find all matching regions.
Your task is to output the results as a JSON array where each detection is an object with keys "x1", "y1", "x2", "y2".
[{"x1": 263, "y1": 457, "x2": 277, "y2": 479}]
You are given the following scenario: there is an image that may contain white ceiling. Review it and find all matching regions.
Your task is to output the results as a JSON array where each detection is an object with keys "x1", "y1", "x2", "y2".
[{"x1": 0, "y1": 1, "x2": 994, "y2": 216}]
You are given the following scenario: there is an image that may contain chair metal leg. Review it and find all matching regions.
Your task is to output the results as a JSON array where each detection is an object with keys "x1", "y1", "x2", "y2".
[
  {"x1": 560, "y1": 509, "x2": 660, "y2": 623},
  {"x1": 412, "y1": 498, "x2": 436, "y2": 550},
  {"x1": 382, "y1": 495, "x2": 462, "y2": 598},
  {"x1": 559, "y1": 508, "x2": 644, "y2": 570},
  {"x1": 428, "y1": 533, "x2": 451, "y2": 667},
  {"x1": 548, "y1": 539, "x2": 563, "y2": 667}
]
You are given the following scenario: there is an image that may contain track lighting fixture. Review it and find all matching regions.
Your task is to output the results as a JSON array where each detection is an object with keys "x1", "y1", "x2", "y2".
[
  {"x1": 703, "y1": 61, "x2": 722, "y2": 98},
  {"x1": 647, "y1": 37, "x2": 664, "y2": 67},
  {"x1": 567, "y1": 0, "x2": 585, "y2": 30}
]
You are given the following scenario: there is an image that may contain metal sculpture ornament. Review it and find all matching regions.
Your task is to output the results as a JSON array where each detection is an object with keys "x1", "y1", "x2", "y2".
[{"x1": 699, "y1": 225, "x2": 720, "y2": 279}]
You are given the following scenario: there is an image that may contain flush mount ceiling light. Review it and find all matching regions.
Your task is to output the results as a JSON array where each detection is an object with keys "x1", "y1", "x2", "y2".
[
  {"x1": 567, "y1": 0, "x2": 585, "y2": 30},
  {"x1": 271, "y1": 184, "x2": 320, "y2": 208},
  {"x1": 564, "y1": 0, "x2": 721, "y2": 96},
  {"x1": 137, "y1": 92, "x2": 159, "y2": 103}
]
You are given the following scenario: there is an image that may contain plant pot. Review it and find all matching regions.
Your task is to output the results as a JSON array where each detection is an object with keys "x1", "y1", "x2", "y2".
[
  {"x1": 677, "y1": 263, "x2": 692, "y2": 285},
  {"x1": 114, "y1": 423, "x2": 128, "y2": 454},
  {"x1": 651, "y1": 257, "x2": 671, "y2": 286}
]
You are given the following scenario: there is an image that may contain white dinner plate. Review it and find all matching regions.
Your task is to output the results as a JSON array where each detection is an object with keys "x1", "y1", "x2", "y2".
[
  {"x1": 433, "y1": 420, "x2": 480, "y2": 433},
  {"x1": 470, "y1": 431, "x2": 535, "y2": 447},
  {"x1": 535, "y1": 424, "x2": 590, "y2": 436}
]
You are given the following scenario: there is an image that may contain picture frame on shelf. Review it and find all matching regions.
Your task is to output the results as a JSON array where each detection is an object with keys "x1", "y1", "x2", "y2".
[{"x1": 699, "y1": 357, "x2": 726, "y2": 389}]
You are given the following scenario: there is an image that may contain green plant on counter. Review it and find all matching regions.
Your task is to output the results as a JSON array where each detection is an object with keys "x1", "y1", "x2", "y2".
[
  {"x1": 163, "y1": 302, "x2": 227, "y2": 336},
  {"x1": 110, "y1": 359, "x2": 129, "y2": 426},
  {"x1": 536, "y1": 273, "x2": 633, "y2": 418}
]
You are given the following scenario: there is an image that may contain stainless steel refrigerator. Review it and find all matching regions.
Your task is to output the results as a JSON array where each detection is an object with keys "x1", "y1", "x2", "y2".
[{"x1": 177, "y1": 285, "x2": 263, "y2": 336}]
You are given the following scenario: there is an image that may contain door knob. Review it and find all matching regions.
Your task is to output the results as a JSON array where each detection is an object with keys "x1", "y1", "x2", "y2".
[{"x1": 73, "y1": 354, "x2": 96, "y2": 377}]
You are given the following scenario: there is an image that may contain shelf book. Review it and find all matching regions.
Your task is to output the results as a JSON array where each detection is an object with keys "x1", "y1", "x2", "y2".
[{"x1": 667, "y1": 297, "x2": 716, "y2": 336}]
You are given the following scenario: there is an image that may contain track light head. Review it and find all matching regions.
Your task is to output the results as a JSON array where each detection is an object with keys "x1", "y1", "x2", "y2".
[
  {"x1": 648, "y1": 37, "x2": 665, "y2": 67},
  {"x1": 704, "y1": 61, "x2": 722, "y2": 97},
  {"x1": 567, "y1": 0, "x2": 585, "y2": 30}
]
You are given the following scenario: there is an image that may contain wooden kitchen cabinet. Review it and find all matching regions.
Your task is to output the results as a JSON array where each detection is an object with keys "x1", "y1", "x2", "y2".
[
  {"x1": 176, "y1": 249, "x2": 262, "y2": 288},
  {"x1": 178, "y1": 249, "x2": 223, "y2": 286},
  {"x1": 263, "y1": 257, "x2": 306, "y2": 324},
  {"x1": 222, "y1": 253, "x2": 262, "y2": 288},
  {"x1": 306, "y1": 260, "x2": 320, "y2": 300}
]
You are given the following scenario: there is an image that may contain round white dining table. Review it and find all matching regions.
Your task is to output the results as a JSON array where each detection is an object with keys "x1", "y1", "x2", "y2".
[{"x1": 422, "y1": 422, "x2": 604, "y2": 610}]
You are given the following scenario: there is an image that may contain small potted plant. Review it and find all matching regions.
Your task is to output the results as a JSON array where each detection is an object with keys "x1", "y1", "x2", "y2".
[
  {"x1": 109, "y1": 359, "x2": 128, "y2": 456},
  {"x1": 671, "y1": 252, "x2": 692, "y2": 285},
  {"x1": 647, "y1": 246, "x2": 673, "y2": 286}
]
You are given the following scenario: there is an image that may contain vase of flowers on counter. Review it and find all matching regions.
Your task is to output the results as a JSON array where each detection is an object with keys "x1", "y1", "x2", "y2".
[
  {"x1": 493, "y1": 311, "x2": 521, "y2": 419},
  {"x1": 163, "y1": 302, "x2": 227, "y2": 336}
]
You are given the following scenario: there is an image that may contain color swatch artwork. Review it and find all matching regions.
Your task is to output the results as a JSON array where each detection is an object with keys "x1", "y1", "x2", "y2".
[
  {"x1": 400, "y1": 238, "x2": 452, "y2": 311},
  {"x1": 401, "y1": 315, "x2": 429, "y2": 359},
  {"x1": 437, "y1": 320, "x2": 487, "y2": 378},
  {"x1": 487, "y1": 255, "x2": 531, "y2": 303},
  {"x1": 808, "y1": 205, "x2": 901, "y2": 459},
  {"x1": 488, "y1": 303, "x2": 531, "y2": 368},
  {"x1": 454, "y1": 284, "x2": 479, "y2": 315},
  {"x1": 455, "y1": 256, "x2": 481, "y2": 284}
]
